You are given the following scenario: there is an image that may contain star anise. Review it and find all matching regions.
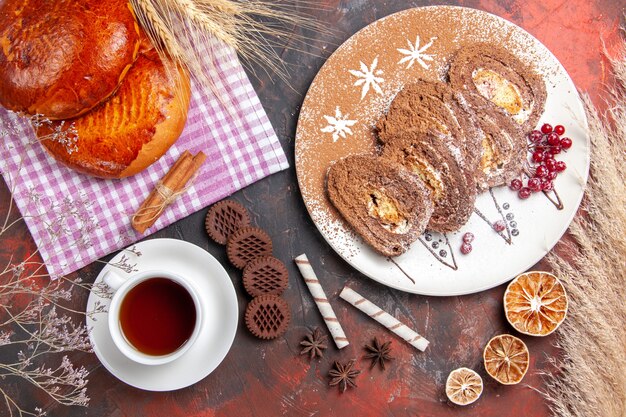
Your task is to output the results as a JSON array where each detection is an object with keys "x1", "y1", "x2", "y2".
[
  {"x1": 300, "y1": 327, "x2": 328, "y2": 360},
  {"x1": 364, "y1": 337, "x2": 394, "y2": 370},
  {"x1": 328, "y1": 359, "x2": 361, "y2": 392}
]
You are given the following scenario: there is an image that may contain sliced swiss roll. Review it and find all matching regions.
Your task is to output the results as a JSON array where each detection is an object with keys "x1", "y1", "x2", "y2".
[
  {"x1": 448, "y1": 43, "x2": 546, "y2": 132},
  {"x1": 376, "y1": 80, "x2": 481, "y2": 173},
  {"x1": 381, "y1": 131, "x2": 476, "y2": 233},
  {"x1": 327, "y1": 154, "x2": 433, "y2": 257},
  {"x1": 456, "y1": 92, "x2": 526, "y2": 190}
]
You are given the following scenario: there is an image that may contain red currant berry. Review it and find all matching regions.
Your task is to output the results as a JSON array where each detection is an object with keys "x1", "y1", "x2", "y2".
[
  {"x1": 548, "y1": 171, "x2": 558, "y2": 180},
  {"x1": 535, "y1": 145, "x2": 546, "y2": 153},
  {"x1": 541, "y1": 123, "x2": 553, "y2": 134},
  {"x1": 528, "y1": 130, "x2": 543, "y2": 143},
  {"x1": 550, "y1": 145, "x2": 562, "y2": 155},
  {"x1": 560, "y1": 137, "x2": 572, "y2": 149},
  {"x1": 547, "y1": 132, "x2": 560, "y2": 146},
  {"x1": 518, "y1": 187, "x2": 532, "y2": 199},
  {"x1": 534, "y1": 165, "x2": 549, "y2": 178},
  {"x1": 545, "y1": 159, "x2": 557, "y2": 171},
  {"x1": 555, "y1": 160, "x2": 567, "y2": 172},
  {"x1": 460, "y1": 242, "x2": 472, "y2": 255},
  {"x1": 509, "y1": 178, "x2": 523, "y2": 191},
  {"x1": 554, "y1": 125, "x2": 565, "y2": 135},
  {"x1": 532, "y1": 151, "x2": 545, "y2": 163},
  {"x1": 462, "y1": 232, "x2": 475, "y2": 243},
  {"x1": 541, "y1": 179, "x2": 554, "y2": 191},
  {"x1": 493, "y1": 220, "x2": 506, "y2": 232},
  {"x1": 528, "y1": 177, "x2": 542, "y2": 192}
]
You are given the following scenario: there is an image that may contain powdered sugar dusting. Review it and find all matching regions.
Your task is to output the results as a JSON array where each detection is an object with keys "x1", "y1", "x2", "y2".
[{"x1": 294, "y1": 6, "x2": 589, "y2": 295}]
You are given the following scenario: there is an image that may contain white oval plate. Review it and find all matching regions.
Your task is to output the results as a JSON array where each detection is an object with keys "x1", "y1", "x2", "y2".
[
  {"x1": 295, "y1": 6, "x2": 589, "y2": 296},
  {"x1": 86, "y1": 238, "x2": 238, "y2": 391}
]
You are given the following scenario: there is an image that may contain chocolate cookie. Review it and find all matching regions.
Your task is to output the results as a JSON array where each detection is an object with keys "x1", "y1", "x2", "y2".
[
  {"x1": 449, "y1": 42, "x2": 547, "y2": 131},
  {"x1": 245, "y1": 294, "x2": 291, "y2": 339},
  {"x1": 243, "y1": 256, "x2": 289, "y2": 297},
  {"x1": 326, "y1": 154, "x2": 433, "y2": 257},
  {"x1": 205, "y1": 200, "x2": 251, "y2": 245},
  {"x1": 226, "y1": 226, "x2": 273, "y2": 269},
  {"x1": 382, "y1": 131, "x2": 476, "y2": 232},
  {"x1": 376, "y1": 80, "x2": 481, "y2": 172}
]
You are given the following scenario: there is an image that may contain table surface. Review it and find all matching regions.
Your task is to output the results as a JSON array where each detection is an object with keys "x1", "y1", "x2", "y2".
[{"x1": 1, "y1": 1, "x2": 624, "y2": 416}]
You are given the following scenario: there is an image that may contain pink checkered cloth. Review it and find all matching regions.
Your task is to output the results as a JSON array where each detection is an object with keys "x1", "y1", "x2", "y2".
[{"x1": 0, "y1": 42, "x2": 288, "y2": 278}]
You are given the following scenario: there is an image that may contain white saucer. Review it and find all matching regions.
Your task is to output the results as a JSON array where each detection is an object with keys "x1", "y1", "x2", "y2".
[{"x1": 86, "y1": 238, "x2": 238, "y2": 391}]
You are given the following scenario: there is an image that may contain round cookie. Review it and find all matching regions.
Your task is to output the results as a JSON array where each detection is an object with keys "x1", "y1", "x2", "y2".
[
  {"x1": 205, "y1": 200, "x2": 251, "y2": 245},
  {"x1": 226, "y1": 226, "x2": 273, "y2": 269},
  {"x1": 242, "y1": 256, "x2": 289, "y2": 297},
  {"x1": 245, "y1": 295, "x2": 291, "y2": 340}
]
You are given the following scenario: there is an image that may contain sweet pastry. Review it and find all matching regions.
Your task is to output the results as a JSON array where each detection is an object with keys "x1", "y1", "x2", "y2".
[
  {"x1": 381, "y1": 131, "x2": 476, "y2": 232},
  {"x1": 243, "y1": 256, "x2": 289, "y2": 297},
  {"x1": 245, "y1": 294, "x2": 291, "y2": 340},
  {"x1": 35, "y1": 48, "x2": 191, "y2": 179},
  {"x1": 326, "y1": 154, "x2": 433, "y2": 257},
  {"x1": 205, "y1": 200, "x2": 251, "y2": 245},
  {"x1": 0, "y1": 0, "x2": 141, "y2": 119},
  {"x1": 457, "y1": 93, "x2": 526, "y2": 190},
  {"x1": 226, "y1": 226, "x2": 273, "y2": 269},
  {"x1": 376, "y1": 80, "x2": 481, "y2": 172},
  {"x1": 449, "y1": 43, "x2": 546, "y2": 131}
]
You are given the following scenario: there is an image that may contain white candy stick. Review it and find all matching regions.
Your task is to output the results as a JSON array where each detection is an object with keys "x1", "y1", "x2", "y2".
[
  {"x1": 339, "y1": 286, "x2": 429, "y2": 352},
  {"x1": 294, "y1": 254, "x2": 349, "y2": 349}
]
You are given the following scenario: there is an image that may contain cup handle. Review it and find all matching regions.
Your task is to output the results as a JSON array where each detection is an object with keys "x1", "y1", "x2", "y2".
[{"x1": 103, "y1": 270, "x2": 127, "y2": 292}]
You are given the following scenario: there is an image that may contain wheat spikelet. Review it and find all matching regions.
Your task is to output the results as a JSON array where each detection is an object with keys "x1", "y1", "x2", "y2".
[
  {"x1": 542, "y1": 40, "x2": 626, "y2": 417},
  {"x1": 130, "y1": 0, "x2": 327, "y2": 95}
]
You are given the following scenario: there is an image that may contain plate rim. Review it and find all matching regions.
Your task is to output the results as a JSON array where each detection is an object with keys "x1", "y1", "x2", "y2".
[{"x1": 294, "y1": 5, "x2": 590, "y2": 296}]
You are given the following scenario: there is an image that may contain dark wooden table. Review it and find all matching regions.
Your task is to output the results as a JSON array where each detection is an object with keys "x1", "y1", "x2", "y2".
[{"x1": 1, "y1": 1, "x2": 623, "y2": 416}]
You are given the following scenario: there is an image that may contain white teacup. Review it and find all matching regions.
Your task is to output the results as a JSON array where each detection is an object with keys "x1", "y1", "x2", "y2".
[{"x1": 103, "y1": 269, "x2": 203, "y2": 366}]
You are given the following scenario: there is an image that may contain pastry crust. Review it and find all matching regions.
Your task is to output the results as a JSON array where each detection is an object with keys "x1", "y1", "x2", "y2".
[{"x1": 0, "y1": 0, "x2": 141, "y2": 119}]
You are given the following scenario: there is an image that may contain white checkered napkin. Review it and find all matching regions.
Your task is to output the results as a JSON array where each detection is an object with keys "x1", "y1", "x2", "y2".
[{"x1": 0, "y1": 41, "x2": 288, "y2": 278}]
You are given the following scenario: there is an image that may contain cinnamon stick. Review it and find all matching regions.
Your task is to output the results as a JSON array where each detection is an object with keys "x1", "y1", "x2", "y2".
[{"x1": 131, "y1": 151, "x2": 206, "y2": 233}]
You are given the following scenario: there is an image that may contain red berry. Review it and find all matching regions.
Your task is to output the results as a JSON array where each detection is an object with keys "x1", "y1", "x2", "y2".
[
  {"x1": 528, "y1": 130, "x2": 543, "y2": 143},
  {"x1": 535, "y1": 145, "x2": 546, "y2": 153},
  {"x1": 545, "y1": 159, "x2": 557, "y2": 172},
  {"x1": 554, "y1": 125, "x2": 565, "y2": 135},
  {"x1": 460, "y1": 242, "x2": 472, "y2": 255},
  {"x1": 535, "y1": 165, "x2": 548, "y2": 178},
  {"x1": 528, "y1": 177, "x2": 542, "y2": 192},
  {"x1": 518, "y1": 187, "x2": 532, "y2": 199},
  {"x1": 548, "y1": 171, "x2": 558, "y2": 180},
  {"x1": 509, "y1": 178, "x2": 523, "y2": 191},
  {"x1": 560, "y1": 137, "x2": 572, "y2": 149},
  {"x1": 541, "y1": 123, "x2": 553, "y2": 134},
  {"x1": 493, "y1": 220, "x2": 506, "y2": 232},
  {"x1": 555, "y1": 160, "x2": 567, "y2": 172},
  {"x1": 541, "y1": 179, "x2": 554, "y2": 191},
  {"x1": 532, "y1": 151, "x2": 545, "y2": 163},
  {"x1": 550, "y1": 145, "x2": 562, "y2": 155},
  {"x1": 547, "y1": 132, "x2": 560, "y2": 146},
  {"x1": 462, "y1": 232, "x2": 475, "y2": 243}
]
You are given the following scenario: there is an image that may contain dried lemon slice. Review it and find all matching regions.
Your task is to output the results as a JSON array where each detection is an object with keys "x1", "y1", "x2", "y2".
[
  {"x1": 483, "y1": 334, "x2": 529, "y2": 385},
  {"x1": 504, "y1": 271, "x2": 568, "y2": 336},
  {"x1": 445, "y1": 367, "x2": 483, "y2": 406}
]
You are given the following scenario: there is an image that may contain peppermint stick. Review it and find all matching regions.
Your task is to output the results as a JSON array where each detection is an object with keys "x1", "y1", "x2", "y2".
[
  {"x1": 339, "y1": 286, "x2": 429, "y2": 352},
  {"x1": 294, "y1": 254, "x2": 349, "y2": 349}
]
